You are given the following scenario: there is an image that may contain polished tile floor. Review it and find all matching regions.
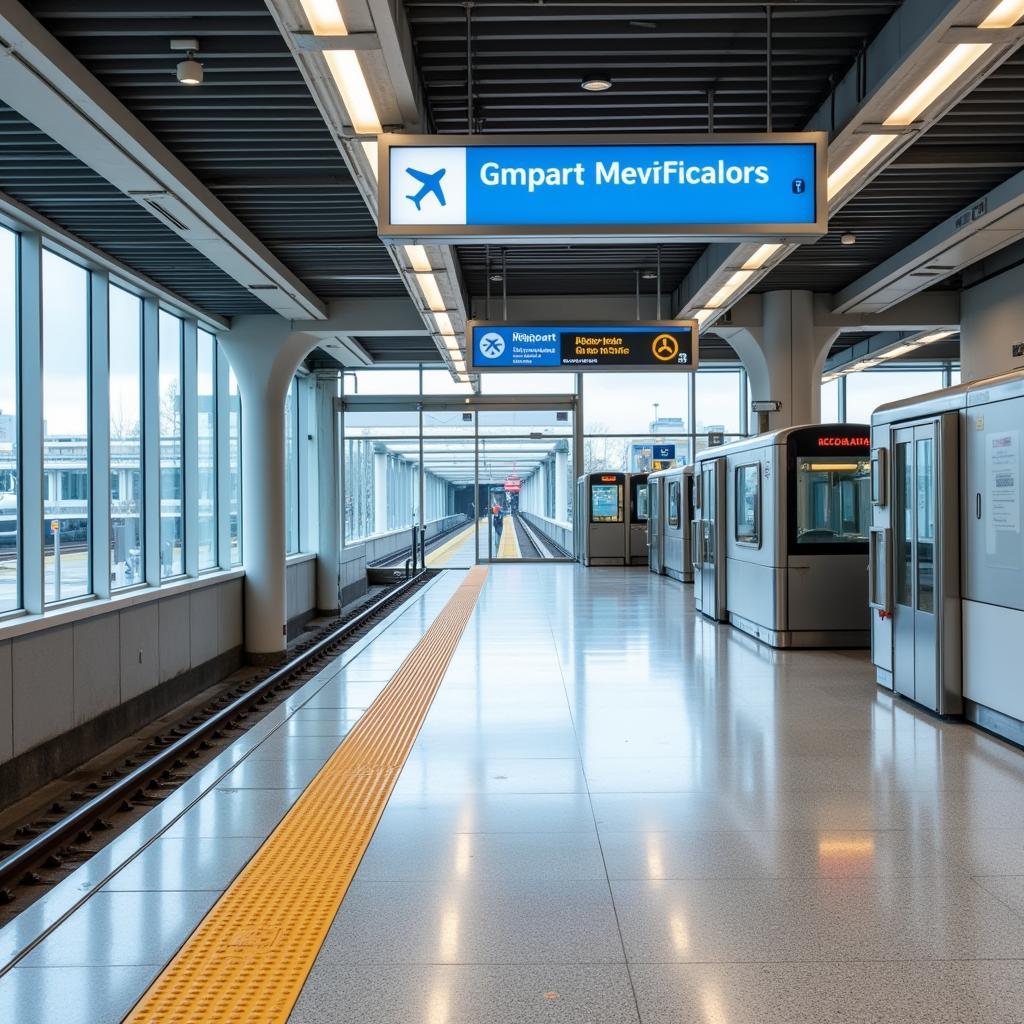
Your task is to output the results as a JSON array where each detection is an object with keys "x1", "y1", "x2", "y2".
[
  {"x1": 6, "y1": 564, "x2": 1024, "y2": 1023},
  {"x1": 292, "y1": 564, "x2": 1024, "y2": 1024}
]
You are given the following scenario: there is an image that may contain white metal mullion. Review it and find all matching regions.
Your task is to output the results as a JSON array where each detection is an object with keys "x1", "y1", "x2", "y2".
[
  {"x1": 89, "y1": 270, "x2": 110, "y2": 599},
  {"x1": 18, "y1": 231, "x2": 43, "y2": 614}
]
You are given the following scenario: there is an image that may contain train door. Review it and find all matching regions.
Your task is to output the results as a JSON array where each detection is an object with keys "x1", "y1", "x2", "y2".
[
  {"x1": 648, "y1": 476, "x2": 663, "y2": 574},
  {"x1": 696, "y1": 458, "x2": 727, "y2": 621},
  {"x1": 891, "y1": 415, "x2": 961, "y2": 714}
]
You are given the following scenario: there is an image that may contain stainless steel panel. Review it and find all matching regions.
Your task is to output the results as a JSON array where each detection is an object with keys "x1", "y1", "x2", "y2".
[{"x1": 964, "y1": 393, "x2": 1024, "y2": 612}]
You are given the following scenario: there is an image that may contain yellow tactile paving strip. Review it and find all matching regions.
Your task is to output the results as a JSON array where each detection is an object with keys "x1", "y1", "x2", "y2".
[
  {"x1": 425, "y1": 517, "x2": 485, "y2": 568},
  {"x1": 124, "y1": 567, "x2": 488, "y2": 1024},
  {"x1": 497, "y1": 516, "x2": 521, "y2": 559}
]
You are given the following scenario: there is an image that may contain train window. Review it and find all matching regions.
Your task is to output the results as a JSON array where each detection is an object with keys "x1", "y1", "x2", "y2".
[
  {"x1": 795, "y1": 457, "x2": 871, "y2": 547},
  {"x1": 668, "y1": 481, "x2": 681, "y2": 528},
  {"x1": 735, "y1": 464, "x2": 760, "y2": 546}
]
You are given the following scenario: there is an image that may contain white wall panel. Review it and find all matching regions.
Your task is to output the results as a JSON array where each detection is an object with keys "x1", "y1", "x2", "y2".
[
  {"x1": 72, "y1": 613, "x2": 120, "y2": 725},
  {"x1": 12, "y1": 625, "x2": 74, "y2": 755}
]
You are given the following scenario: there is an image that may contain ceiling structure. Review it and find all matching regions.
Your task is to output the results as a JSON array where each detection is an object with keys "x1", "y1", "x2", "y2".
[{"x1": 4, "y1": 0, "x2": 1024, "y2": 371}]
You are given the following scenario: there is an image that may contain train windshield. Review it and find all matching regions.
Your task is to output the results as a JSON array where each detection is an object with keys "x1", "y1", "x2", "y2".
[{"x1": 795, "y1": 457, "x2": 870, "y2": 545}]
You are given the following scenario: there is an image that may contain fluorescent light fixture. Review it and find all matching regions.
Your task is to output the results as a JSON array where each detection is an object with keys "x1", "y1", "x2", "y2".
[
  {"x1": 433, "y1": 311, "x2": 454, "y2": 335},
  {"x1": 878, "y1": 342, "x2": 920, "y2": 360},
  {"x1": 405, "y1": 244, "x2": 431, "y2": 272},
  {"x1": 416, "y1": 272, "x2": 446, "y2": 313},
  {"x1": 827, "y1": 134, "x2": 897, "y2": 199},
  {"x1": 360, "y1": 140, "x2": 379, "y2": 180},
  {"x1": 442, "y1": 335, "x2": 461, "y2": 353},
  {"x1": 981, "y1": 0, "x2": 1024, "y2": 28},
  {"x1": 693, "y1": 308, "x2": 717, "y2": 325},
  {"x1": 885, "y1": 43, "x2": 991, "y2": 127},
  {"x1": 298, "y1": 0, "x2": 347, "y2": 34},
  {"x1": 741, "y1": 243, "x2": 782, "y2": 271},
  {"x1": 325, "y1": 50, "x2": 382, "y2": 135},
  {"x1": 913, "y1": 329, "x2": 955, "y2": 345},
  {"x1": 706, "y1": 269, "x2": 754, "y2": 309}
]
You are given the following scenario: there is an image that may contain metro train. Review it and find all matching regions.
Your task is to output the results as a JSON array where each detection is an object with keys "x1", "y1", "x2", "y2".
[
  {"x1": 693, "y1": 424, "x2": 872, "y2": 648},
  {"x1": 869, "y1": 366, "x2": 1024, "y2": 745}
]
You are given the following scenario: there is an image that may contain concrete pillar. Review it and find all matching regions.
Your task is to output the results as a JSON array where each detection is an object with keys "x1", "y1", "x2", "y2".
[
  {"x1": 217, "y1": 317, "x2": 317, "y2": 660},
  {"x1": 315, "y1": 375, "x2": 340, "y2": 614},
  {"x1": 555, "y1": 445, "x2": 568, "y2": 522},
  {"x1": 961, "y1": 257, "x2": 1024, "y2": 382},
  {"x1": 719, "y1": 291, "x2": 839, "y2": 432},
  {"x1": 373, "y1": 447, "x2": 388, "y2": 535}
]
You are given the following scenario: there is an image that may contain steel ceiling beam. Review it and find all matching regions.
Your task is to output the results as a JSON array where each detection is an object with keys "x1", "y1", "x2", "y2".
[
  {"x1": 0, "y1": 0, "x2": 327, "y2": 319},
  {"x1": 673, "y1": 0, "x2": 1024, "y2": 324}
]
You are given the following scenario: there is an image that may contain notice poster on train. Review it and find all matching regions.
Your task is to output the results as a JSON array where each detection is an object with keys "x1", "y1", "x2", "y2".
[{"x1": 987, "y1": 430, "x2": 1020, "y2": 554}]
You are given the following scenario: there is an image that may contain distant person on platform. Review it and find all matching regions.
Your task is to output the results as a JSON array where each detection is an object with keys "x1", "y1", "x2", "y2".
[{"x1": 492, "y1": 503, "x2": 503, "y2": 537}]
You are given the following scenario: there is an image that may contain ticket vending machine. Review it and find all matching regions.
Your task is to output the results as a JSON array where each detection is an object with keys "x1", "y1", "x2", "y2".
[
  {"x1": 628, "y1": 473, "x2": 650, "y2": 566},
  {"x1": 576, "y1": 473, "x2": 627, "y2": 566}
]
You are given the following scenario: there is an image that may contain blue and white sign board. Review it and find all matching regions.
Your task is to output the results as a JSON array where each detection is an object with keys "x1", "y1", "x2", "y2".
[
  {"x1": 379, "y1": 133, "x2": 826, "y2": 243},
  {"x1": 468, "y1": 321, "x2": 698, "y2": 373},
  {"x1": 653, "y1": 445, "x2": 676, "y2": 461}
]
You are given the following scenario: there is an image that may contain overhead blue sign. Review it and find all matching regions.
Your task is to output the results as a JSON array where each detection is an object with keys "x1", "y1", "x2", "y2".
[
  {"x1": 468, "y1": 321, "x2": 698, "y2": 373},
  {"x1": 381, "y1": 133, "x2": 826, "y2": 242},
  {"x1": 653, "y1": 445, "x2": 676, "y2": 461}
]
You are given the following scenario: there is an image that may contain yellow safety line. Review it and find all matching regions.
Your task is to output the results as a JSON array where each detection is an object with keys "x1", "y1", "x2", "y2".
[
  {"x1": 426, "y1": 517, "x2": 486, "y2": 568},
  {"x1": 125, "y1": 567, "x2": 489, "y2": 1024},
  {"x1": 497, "y1": 515, "x2": 520, "y2": 559}
]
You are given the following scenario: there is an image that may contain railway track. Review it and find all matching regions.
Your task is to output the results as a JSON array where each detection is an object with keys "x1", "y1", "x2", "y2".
[{"x1": 0, "y1": 570, "x2": 435, "y2": 925}]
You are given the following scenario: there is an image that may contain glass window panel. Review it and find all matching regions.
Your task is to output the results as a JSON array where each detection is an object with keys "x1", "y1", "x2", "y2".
[
  {"x1": 422, "y1": 369, "x2": 473, "y2": 395},
  {"x1": 583, "y1": 373, "x2": 686, "y2": 434},
  {"x1": 916, "y1": 436, "x2": 935, "y2": 613},
  {"x1": 821, "y1": 378, "x2": 840, "y2": 422},
  {"x1": 227, "y1": 366, "x2": 241, "y2": 565},
  {"x1": 896, "y1": 441, "x2": 912, "y2": 606},
  {"x1": 794, "y1": 455, "x2": 871, "y2": 546},
  {"x1": 159, "y1": 311, "x2": 183, "y2": 578},
  {"x1": 845, "y1": 369, "x2": 945, "y2": 425},
  {"x1": 109, "y1": 285, "x2": 143, "y2": 589},
  {"x1": 43, "y1": 250, "x2": 90, "y2": 603},
  {"x1": 0, "y1": 227, "x2": 17, "y2": 612},
  {"x1": 197, "y1": 329, "x2": 217, "y2": 569},
  {"x1": 695, "y1": 369, "x2": 742, "y2": 435},
  {"x1": 285, "y1": 378, "x2": 298, "y2": 554},
  {"x1": 345, "y1": 369, "x2": 421, "y2": 395},
  {"x1": 735, "y1": 464, "x2": 760, "y2": 545},
  {"x1": 480, "y1": 372, "x2": 576, "y2": 395}
]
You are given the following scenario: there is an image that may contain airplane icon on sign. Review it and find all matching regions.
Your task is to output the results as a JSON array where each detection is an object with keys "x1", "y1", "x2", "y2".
[{"x1": 405, "y1": 167, "x2": 447, "y2": 210}]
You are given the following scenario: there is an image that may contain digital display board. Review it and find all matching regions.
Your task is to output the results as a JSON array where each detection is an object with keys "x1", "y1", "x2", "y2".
[
  {"x1": 468, "y1": 321, "x2": 698, "y2": 373},
  {"x1": 590, "y1": 485, "x2": 622, "y2": 523},
  {"x1": 379, "y1": 133, "x2": 827, "y2": 243}
]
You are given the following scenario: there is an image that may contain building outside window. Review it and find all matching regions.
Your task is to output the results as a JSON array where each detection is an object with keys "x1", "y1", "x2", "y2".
[
  {"x1": 0, "y1": 227, "x2": 17, "y2": 613},
  {"x1": 197, "y1": 329, "x2": 217, "y2": 569},
  {"x1": 109, "y1": 284, "x2": 143, "y2": 589},
  {"x1": 43, "y1": 249, "x2": 91, "y2": 604},
  {"x1": 159, "y1": 310, "x2": 184, "y2": 578}
]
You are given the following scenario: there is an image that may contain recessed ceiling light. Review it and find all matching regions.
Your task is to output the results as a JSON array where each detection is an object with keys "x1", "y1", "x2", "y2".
[
  {"x1": 641, "y1": 269, "x2": 658, "y2": 280},
  {"x1": 581, "y1": 75, "x2": 612, "y2": 93},
  {"x1": 840, "y1": 232, "x2": 857, "y2": 246},
  {"x1": 489, "y1": 272, "x2": 504, "y2": 283}
]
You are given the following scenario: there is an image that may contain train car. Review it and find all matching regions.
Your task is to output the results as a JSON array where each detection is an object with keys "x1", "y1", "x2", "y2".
[
  {"x1": 869, "y1": 367, "x2": 1024, "y2": 744},
  {"x1": 576, "y1": 472, "x2": 627, "y2": 566},
  {"x1": 628, "y1": 472, "x2": 649, "y2": 566},
  {"x1": 693, "y1": 424, "x2": 871, "y2": 647},
  {"x1": 648, "y1": 465, "x2": 694, "y2": 582}
]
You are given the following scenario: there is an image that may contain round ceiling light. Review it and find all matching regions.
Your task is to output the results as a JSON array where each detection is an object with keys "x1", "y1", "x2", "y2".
[
  {"x1": 177, "y1": 56, "x2": 203, "y2": 86},
  {"x1": 840, "y1": 232, "x2": 857, "y2": 246},
  {"x1": 581, "y1": 75, "x2": 613, "y2": 92}
]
